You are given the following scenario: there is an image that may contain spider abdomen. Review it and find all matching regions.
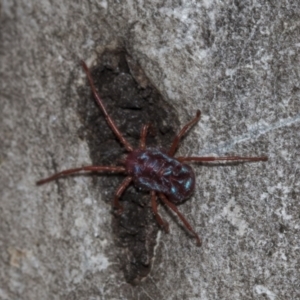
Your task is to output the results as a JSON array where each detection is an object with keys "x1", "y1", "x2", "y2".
[{"x1": 125, "y1": 148, "x2": 195, "y2": 204}]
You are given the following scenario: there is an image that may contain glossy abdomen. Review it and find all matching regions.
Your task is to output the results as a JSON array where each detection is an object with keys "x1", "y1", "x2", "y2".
[{"x1": 125, "y1": 149, "x2": 195, "y2": 204}]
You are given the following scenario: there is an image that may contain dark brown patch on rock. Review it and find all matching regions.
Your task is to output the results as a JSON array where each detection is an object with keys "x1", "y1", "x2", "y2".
[{"x1": 77, "y1": 49, "x2": 179, "y2": 284}]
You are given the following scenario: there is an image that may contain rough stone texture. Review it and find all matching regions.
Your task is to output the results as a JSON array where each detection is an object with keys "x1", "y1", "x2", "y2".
[{"x1": 1, "y1": 1, "x2": 299, "y2": 299}]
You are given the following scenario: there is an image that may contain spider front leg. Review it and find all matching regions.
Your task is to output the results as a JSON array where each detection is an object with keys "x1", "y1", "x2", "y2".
[
  {"x1": 36, "y1": 166, "x2": 126, "y2": 185},
  {"x1": 139, "y1": 124, "x2": 150, "y2": 150},
  {"x1": 168, "y1": 110, "x2": 201, "y2": 156},
  {"x1": 81, "y1": 61, "x2": 133, "y2": 152},
  {"x1": 159, "y1": 193, "x2": 201, "y2": 246},
  {"x1": 139, "y1": 123, "x2": 156, "y2": 150},
  {"x1": 177, "y1": 156, "x2": 268, "y2": 163}
]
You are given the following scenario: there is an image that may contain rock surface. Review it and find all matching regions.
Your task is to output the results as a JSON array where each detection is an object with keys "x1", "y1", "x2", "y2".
[{"x1": 1, "y1": 1, "x2": 299, "y2": 299}]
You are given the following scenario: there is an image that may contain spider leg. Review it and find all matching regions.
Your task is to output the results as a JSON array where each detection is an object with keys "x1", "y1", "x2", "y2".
[
  {"x1": 159, "y1": 193, "x2": 201, "y2": 246},
  {"x1": 177, "y1": 156, "x2": 268, "y2": 163},
  {"x1": 150, "y1": 191, "x2": 169, "y2": 233},
  {"x1": 168, "y1": 110, "x2": 201, "y2": 156},
  {"x1": 36, "y1": 166, "x2": 126, "y2": 185},
  {"x1": 139, "y1": 123, "x2": 156, "y2": 150},
  {"x1": 139, "y1": 124, "x2": 150, "y2": 150},
  {"x1": 81, "y1": 61, "x2": 133, "y2": 152},
  {"x1": 114, "y1": 176, "x2": 133, "y2": 214}
]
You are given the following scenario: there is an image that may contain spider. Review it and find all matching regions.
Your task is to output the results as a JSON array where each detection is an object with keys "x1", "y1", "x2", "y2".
[{"x1": 37, "y1": 61, "x2": 268, "y2": 246}]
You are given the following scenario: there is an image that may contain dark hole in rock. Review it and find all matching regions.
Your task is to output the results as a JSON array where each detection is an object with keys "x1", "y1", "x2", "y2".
[{"x1": 76, "y1": 48, "x2": 180, "y2": 284}]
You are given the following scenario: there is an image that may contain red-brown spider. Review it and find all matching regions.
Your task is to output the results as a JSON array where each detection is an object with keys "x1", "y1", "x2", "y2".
[{"x1": 37, "y1": 61, "x2": 268, "y2": 246}]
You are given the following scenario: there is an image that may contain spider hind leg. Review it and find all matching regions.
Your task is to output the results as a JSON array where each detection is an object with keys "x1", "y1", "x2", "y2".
[{"x1": 159, "y1": 193, "x2": 201, "y2": 246}]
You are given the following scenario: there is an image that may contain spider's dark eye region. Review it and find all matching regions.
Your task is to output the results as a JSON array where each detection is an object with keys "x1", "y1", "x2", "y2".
[
  {"x1": 126, "y1": 149, "x2": 196, "y2": 204},
  {"x1": 169, "y1": 163, "x2": 195, "y2": 203}
]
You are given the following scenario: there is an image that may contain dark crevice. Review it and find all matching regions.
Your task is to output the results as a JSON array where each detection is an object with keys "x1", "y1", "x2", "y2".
[{"x1": 76, "y1": 47, "x2": 180, "y2": 284}]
